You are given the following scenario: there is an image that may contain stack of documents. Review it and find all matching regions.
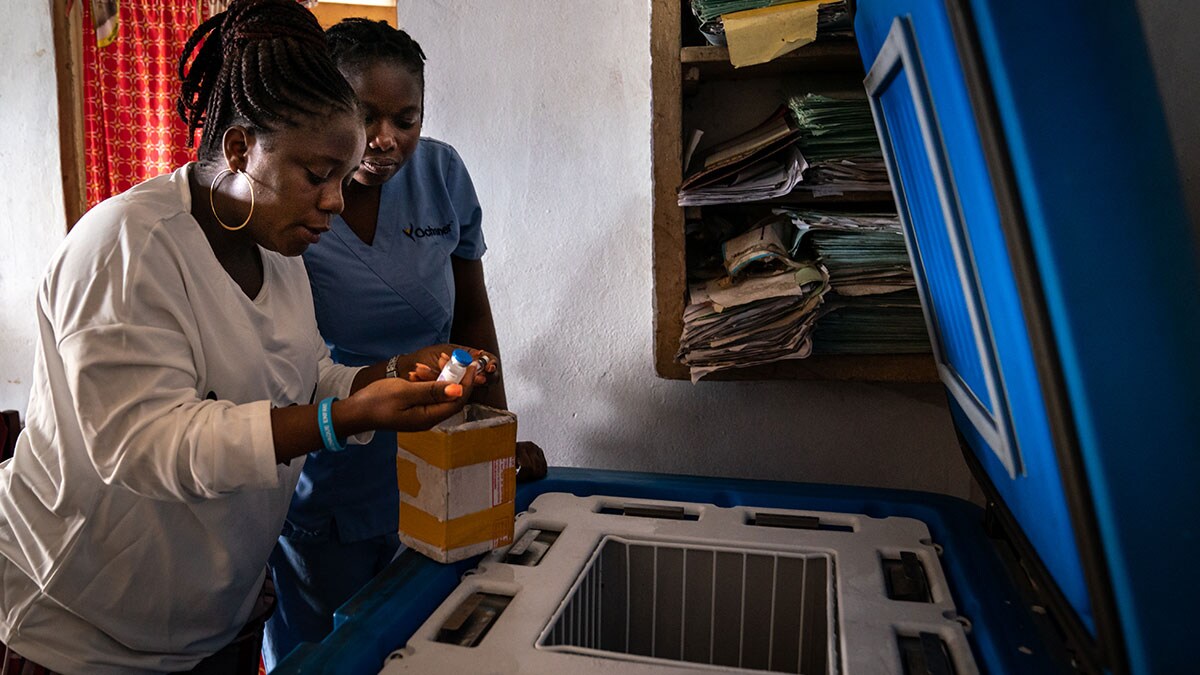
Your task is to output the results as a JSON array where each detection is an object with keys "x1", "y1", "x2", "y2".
[
  {"x1": 781, "y1": 210, "x2": 930, "y2": 353},
  {"x1": 812, "y1": 290, "x2": 931, "y2": 354},
  {"x1": 677, "y1": 265, "x2": 830, "y2": 381},
  {"x1": 678, "y1": 107, "x2": 808, "y2": 206},
  {"x1": 788, "y1": 94, "x2": 881, "y2": 160},
  {"x1": 677, "y1": 216, "x2": 830, "y2": 380},
  {"x1": 815, "y1": 0, "x2": 852, "y2": 37},
  {"x1": 678, "y1": 148, "x2": 808, "y2": 205},
  {"x1": 802, "y1": 158, "x2": 891, "y2": 196},
  {"x1": 788, "y1": 94, "x2": 890, "y2": 194},
  {"x1": 783, "y1": 210, "x2": 913, "y2": 295},
  {"x1": 689, "y1": 0, "x2": 852, "y2": 47}
]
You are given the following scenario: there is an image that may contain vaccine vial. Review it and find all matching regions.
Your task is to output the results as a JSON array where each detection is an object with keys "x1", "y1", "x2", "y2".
[{"x1": 436, "y1": 349, "x2": 474, "y2": 383}]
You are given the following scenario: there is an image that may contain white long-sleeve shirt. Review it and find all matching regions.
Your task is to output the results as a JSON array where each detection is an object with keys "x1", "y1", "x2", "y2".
[{"x1": 0, "y1": 165, "x2": 364, "y2": 673}]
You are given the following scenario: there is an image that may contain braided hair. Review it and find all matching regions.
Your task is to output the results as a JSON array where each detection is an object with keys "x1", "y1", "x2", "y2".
[
  {"x1": 177, "y1": 0, "x2": 358, "y2": 160},
  {"x1": 325, "y1": 18, "x2": 427, "y2": 87}
]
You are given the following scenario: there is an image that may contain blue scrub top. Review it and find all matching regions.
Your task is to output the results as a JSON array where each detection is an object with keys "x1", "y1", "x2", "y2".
[{"x1": 290, "y1": 138, "x2": 486, "y2": 542}]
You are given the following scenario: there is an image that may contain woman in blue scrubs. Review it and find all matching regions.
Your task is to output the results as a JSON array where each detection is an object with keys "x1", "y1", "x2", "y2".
[{"x1": 262, "y1": 19, "x2": 547, "y2": 668}]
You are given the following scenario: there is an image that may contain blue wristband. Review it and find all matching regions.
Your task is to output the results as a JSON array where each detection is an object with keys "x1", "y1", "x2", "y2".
[{"x1": 317, "y1": 396, "x2": 346, "y2": 452}]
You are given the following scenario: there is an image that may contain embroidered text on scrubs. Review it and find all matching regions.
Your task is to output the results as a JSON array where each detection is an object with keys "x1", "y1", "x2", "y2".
[{"x1": 402, "y1": 223, "x2": 453, "y2": 241}]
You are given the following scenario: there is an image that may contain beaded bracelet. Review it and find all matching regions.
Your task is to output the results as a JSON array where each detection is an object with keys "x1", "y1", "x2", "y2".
[{"x1": 317, "y1": 396, "x2": 346, "y2": 452}]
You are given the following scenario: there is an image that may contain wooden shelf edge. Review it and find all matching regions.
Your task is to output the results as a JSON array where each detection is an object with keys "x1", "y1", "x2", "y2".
[
  {"x1": 657, "y1": 353, "x2": 940, "y2": 383},
  {"x1": 652, "y1": 0, "x2": 688, "y2": 380},
  {"x1": 691, "y1": 189, "x2": 896, "y2": 207},
  {"x1": 680, "y1": 39, "x2": 864, "y2": 81},
  {"x1": 680, "y1": 39, "x2": 860, "y2": 66},
  {"x1": 654, "y1": 352, "x2": 691, "y2": 380}
]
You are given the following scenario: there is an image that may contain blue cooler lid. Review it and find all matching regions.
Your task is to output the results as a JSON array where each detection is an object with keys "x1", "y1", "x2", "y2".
[{"x1": 855, "y1": 1, "x2": 1200, "y2": 673}]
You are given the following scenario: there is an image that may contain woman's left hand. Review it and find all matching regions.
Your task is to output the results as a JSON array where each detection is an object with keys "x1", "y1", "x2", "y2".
[{"x1": 516, "y1": 441, "x2": 548, "y2": 482}]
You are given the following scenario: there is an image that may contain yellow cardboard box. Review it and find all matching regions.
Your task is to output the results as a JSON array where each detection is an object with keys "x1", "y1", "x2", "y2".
[{"x1": 395, "y1": 405, "x2": 517, "y2": 563}]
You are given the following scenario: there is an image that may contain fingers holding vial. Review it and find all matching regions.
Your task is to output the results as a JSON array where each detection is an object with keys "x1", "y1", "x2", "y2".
[
  {"x1": 454, "y1": 348, "x2": 497, "y2": 386},
  {"x1": 410, "y1": 347, "x2": 498, "y2": 386}
]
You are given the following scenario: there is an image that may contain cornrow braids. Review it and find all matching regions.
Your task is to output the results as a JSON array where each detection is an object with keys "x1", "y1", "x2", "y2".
[
  {"x1": 177, "y1": 0, "x2": 357, "y2": 160},
  {"x1": 325, "y1": 18, "x2": 427, "y2": 87}
]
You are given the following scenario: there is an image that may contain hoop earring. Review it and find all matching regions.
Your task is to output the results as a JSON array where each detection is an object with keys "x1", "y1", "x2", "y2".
[{"x1": 209, "y1": 168, "x2": 255, "y2": 232}]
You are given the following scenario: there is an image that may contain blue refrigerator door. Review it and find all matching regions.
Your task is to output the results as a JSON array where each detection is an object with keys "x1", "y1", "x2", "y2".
[{"x1": 855, "y1": 2, "x2": 1200, "y2": 674}]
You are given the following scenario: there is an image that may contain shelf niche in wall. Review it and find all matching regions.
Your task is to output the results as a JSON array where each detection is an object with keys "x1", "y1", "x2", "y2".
[{"x1": 649, "y1": 0, "x2": 937, "y2": 383}]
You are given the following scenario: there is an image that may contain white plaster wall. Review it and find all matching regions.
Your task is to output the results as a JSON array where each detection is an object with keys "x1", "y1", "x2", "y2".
[
  {"x1": 0, "y1": 1, "x2": 67, "y2": 414},
  {"x1": 395, "y1": 0, "x2": 973, "y2": 497}
]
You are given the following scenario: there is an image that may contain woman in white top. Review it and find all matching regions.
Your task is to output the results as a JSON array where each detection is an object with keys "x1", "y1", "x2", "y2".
[{"x1": 0, "y1": 1, "x2": 484, "y2": 672}]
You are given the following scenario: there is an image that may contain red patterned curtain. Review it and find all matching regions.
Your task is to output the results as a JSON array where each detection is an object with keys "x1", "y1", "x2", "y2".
[
  {"x1": 81, "y1": 0, "x2": 204, "y2": 208},
  {"x1": 80, "y1": 1, "x2": 317, "y2": 208}
]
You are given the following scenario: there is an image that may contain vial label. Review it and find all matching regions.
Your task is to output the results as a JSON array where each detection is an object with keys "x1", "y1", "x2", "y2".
[{"x1": 436, "y1": 350, "x2": 473, "y2": 383}]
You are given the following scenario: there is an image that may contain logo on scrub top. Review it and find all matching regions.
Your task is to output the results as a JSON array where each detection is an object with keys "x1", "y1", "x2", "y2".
[{"x1": 402, "y1": 222, "x2": 454, "y2": 241}]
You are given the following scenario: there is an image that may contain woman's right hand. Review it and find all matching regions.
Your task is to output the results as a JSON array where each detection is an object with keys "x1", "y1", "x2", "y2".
[
  {"x1": 344, "y1": 375, "x2": 474, "y2": 432},
  {"x1": 272, "y1": 377, "x2": 472, "y2": 464}
]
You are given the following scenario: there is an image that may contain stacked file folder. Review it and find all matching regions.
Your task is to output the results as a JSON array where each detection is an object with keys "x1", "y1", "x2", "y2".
[
  {"x1": 676, "y1": 266, "x2": 830, "y2": 382},
  {"x1": 782, "y1": 210, "x2": 930, "y2": 354},
  {"x1": 784, "y1": 210, "x2": 912, "y2": 295},
  {"x1": 812, "y1": 291, "x2": 931, "y2": 354},
  {"x1": 677, "y1": 215, "x2": 830, "y2": 381},
  {"x1": 688, "y1": 0, "x2": 852, "y2": 46},
  {"x1": 788, "y1": 93, "x2": 890, "y2": 195},
  {"x1": 677, "y1": 107, "x2": 807, "y2": 206}
]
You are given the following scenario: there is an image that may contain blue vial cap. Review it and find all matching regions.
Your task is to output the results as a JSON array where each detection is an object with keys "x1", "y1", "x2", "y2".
[{"x1": 451, "y1": 349, "x2": 473, "y2": 366}]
